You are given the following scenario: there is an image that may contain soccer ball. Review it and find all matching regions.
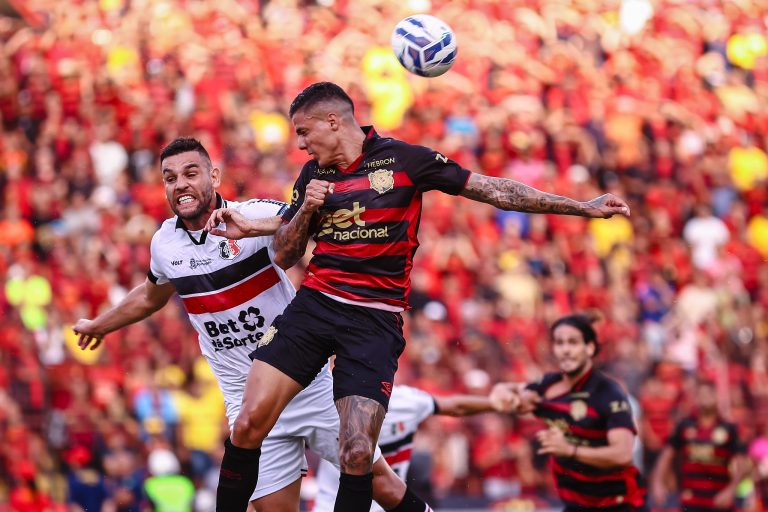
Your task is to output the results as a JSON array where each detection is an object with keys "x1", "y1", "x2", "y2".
[{"x1": 391, "y1": 14, "x2": 457, "y2": 78}]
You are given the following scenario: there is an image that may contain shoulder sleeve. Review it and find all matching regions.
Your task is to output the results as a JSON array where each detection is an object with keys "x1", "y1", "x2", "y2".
[
  {"x1": 281, "y1": 162, "x2": 315, "y2": 223},
  {"x1": 400, "y1": 142, "x2": 471, "y2": 195},
  {"x1": 239, "y1": 198, "x2": 289, "y2": 219},
  {"x1": 148, "y1": 230, "x2": 170, "y2": 285},
  {"x1": 525, "y1": 372, "x2": 558, "y2": 394},
  {"x1": 596, "y1": 379, "x2": 636, "y2": 434},
  {"x1": 390, "y1": 386, "x2": 436, "y2": 425}
]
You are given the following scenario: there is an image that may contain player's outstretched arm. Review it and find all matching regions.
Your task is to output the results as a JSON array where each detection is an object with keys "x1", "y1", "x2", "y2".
[
  {"x1": 489, "y1": 382, "x2": 541, "y2": 414},
  {"x1": 273, "y1": 179, "x2": 334, "y2": 269},
  {"x1": 72, "y1": 278, "x2": 175, "y2": 351},
  {"x1": 537, "y1": 427, "x2": 635, "y2": 468},
  {"x1": 205, "y1": 209, "x2": 283, "y2": 239},
  {"x1": 434, "y1": 394, "x2": 495, "y2": 417},
  {"x1": 459, "y1": 173, "x2": 630, "y2": 218}
]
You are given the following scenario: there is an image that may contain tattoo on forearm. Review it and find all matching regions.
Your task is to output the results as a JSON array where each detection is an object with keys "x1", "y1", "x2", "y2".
[
  {"x1": 336, "y1": 395, "x2": 386, "y2": 473},
  {"x1": 274, "y1": 210, "x2": 314, "y2": 266},
  {"x1": 461, "y1": 174, "x2": 587, "y2": 215}
]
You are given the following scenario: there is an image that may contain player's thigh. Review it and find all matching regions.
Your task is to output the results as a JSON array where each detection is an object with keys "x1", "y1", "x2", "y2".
[
  {"x1": 238, "y1": 359, "x2": 304, "y2": 430},
  {"x1": 333, "y1": 307, "x2": 405, "y2": 410},
  {"x1": 250, "y1": 433, "x2": 306, "y2": 505},
  {"x1": 250, "y1": 288, "x2": 335, "y2": 390},
  {"x1": 251, "y1": 476, "x2": 301, "y2": 512}
]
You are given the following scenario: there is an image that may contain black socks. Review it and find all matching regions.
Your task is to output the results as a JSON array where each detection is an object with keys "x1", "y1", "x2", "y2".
[
  {"x1": 334, "y1": 472, "x2": 374, "y2": 511},
  {"x1": 387, "y1": 487, "x2": 433, "y2": 512},
  {"x1": 216, "y1": 437, "x2": 261, "y2": 511}
]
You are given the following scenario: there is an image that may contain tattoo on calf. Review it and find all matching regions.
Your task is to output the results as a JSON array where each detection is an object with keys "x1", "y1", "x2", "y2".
[{"x1": 336, "y1": 396, "x2": 386, "y2": 473}]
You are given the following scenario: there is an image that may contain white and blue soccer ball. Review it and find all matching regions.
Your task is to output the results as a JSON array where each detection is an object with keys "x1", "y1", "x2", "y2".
[{"x1": 391, "y1": 14, "x2": 457, "y2": 78}]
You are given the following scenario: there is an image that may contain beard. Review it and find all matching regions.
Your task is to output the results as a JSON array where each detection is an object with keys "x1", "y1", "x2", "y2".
[
  {"x1": 170, "y1": 187, "x2": 214, "y2": 223},
  {"x1": 561, "y1": 358, "x2": 590, "y2": 378}
]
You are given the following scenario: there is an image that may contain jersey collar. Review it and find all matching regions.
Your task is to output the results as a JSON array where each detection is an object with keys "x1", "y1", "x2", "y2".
[
  {"x1": 571, "y1": 367, "x2": 594, "y2": 392},
  {"x1": 335, "y1": 126, "x2": 379, "y2": 174},
  {"x1": 361, "y1": 125, "x2": 379, "y2": 150},
  {"x1": 175, "y1": 193, "x2": 225, "y2": 245}
]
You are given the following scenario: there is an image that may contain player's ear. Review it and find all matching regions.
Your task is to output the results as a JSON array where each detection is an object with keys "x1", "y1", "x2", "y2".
[
  {"x1": 586, "y1": 341, "x2": 596, "y2": 357},
  {"x1": 328, "y1": 112, "x2": 340, "y2": 131},
  {"x1": 210, "y1": 166, "x2": 222, "y2": 188}
]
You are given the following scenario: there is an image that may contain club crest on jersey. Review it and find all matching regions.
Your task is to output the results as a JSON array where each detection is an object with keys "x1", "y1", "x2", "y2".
[
  {"x1": 257, "y1": 326, "x2": 278, "y2": 348},
  {"x1": 218, "y1": 239, "x2": 242, "y2": 260},
  {"x1": 712, "y1": 426, "x2": 728, "y2": 444},
  {"x1": 368, "y1": 169, "x2": 394, "y2": 194},
  {"x1": 570, "y1": 400, "x2": 588, "y2": 421}
]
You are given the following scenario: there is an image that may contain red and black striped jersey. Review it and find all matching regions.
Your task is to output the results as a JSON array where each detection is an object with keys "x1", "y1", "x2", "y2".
[
  {"x1": 528, "y1": 369, "x2": 647, "y2": 511},
  {"x1": 282, "y1": 126, "x2": 471, "y2": 309},
  {"x1": 668, "y1": 416, "x2": 744, "y2": 511}
]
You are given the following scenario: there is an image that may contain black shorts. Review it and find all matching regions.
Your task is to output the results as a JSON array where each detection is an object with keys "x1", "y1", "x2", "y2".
[{"x1": 249, "y1": 287, "x2": 405, "y2": 409}]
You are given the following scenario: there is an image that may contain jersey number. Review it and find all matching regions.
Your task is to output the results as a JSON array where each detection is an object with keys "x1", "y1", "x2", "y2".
[{"x1": 610, "y1": 400, "x2": 629, "y2": 413}]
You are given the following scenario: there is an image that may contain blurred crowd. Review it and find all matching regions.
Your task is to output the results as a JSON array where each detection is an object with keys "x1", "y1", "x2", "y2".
[{"x1": 0, "y1": 0, "x2": 767, "y2": 510}]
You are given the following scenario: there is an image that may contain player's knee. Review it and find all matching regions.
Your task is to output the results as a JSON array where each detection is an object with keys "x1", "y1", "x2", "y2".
[
  {"x1": 339, "y1": 439, "x2": 375, "y2": 473},
  {"x1": 231, "y1": 409, "x2": 270, "y2": 447}
]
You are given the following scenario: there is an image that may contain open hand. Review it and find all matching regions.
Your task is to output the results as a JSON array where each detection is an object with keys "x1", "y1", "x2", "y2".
[
  {"x1": 712, "y1": 487, "x2": 735, "y2": 509},
  {"x1": 205, "y1": 208, "x2": 252, "y2": 239},
  {"x1": 489, "y1": 383, "x2": 541, "y2": 414},
  {"x1": 650, "y1": 483, "x2": 668, "y2": 508},
  {"x1": 73, "y1": 319, "x2": 105, "y2": 351},
  {"x1": 537, "y1": 427, "x2": 573, "y2": 457},
  {"x1": 489, "y1": 383, "x2": 520, "y2": 413},
  {"x1": 583, "y1": 194, "x2": 631, "y2": 218}
]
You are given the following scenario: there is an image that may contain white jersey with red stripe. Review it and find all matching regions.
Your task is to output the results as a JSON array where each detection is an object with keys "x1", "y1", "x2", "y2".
[
  {"x1": 148, "y1": 196, "x2": 304, "y2": 405},
  {"x1": 149, "y1": 195, "x2": 383, "y2": 501},
  {"x1": 312, "y1": 385, "x2": 436, "y2": 512}
]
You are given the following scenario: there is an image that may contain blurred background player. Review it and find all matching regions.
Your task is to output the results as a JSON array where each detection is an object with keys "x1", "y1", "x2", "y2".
[
  {"x1": 490, "y1": 313, "x2": 647, "y2": 511},
  {"x1": 312, "y1": 384, "x2": 495, "y2": 512},
  {"x1": 650, "y1": 379, "x2": 748, "y2": 512}
]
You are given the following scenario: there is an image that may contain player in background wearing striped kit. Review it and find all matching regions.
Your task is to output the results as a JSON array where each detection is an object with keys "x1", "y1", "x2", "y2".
[
  {"x1": 490, "y1": 314, "x2": 647, "y2": 511},
  {"x1": 650, "y1": 379, "x2": 748, "y2": 512}
]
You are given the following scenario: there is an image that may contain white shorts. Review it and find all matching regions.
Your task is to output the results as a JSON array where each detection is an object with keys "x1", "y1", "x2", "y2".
[{"x1": 221, "y1": 364, "x2": 382, "y2": 501}]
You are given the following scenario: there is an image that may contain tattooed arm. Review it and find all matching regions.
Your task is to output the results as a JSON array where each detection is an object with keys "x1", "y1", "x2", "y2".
[
  {"x1": 272, "y1": 179, "x2": 334, "y2": 269},
  {"x1": 460, "y1": 173, "x2": 630, "y2": 218},
  {"x1": 273, "y1": 209, "x2": 316, "y2": 269}
]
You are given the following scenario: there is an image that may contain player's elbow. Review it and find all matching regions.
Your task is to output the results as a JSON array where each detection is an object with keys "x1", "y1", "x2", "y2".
[
  {"x1": 273, "y1": 251, "x2": 298, "y2": 270},
  {"x1": 611, "y1": 447, "x2": 634, "y2": 467}
]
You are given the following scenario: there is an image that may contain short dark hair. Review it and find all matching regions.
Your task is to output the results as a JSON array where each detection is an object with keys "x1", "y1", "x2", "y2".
[
  {"x1": 288, "y1": 82, "x2": 355, "y2": 118},
  {"x1": 160, "y1": 137, "x2": 211, "y2": 167},
  {"x1": 551, "y1": 313, "x2": 601, "y2": 356}
]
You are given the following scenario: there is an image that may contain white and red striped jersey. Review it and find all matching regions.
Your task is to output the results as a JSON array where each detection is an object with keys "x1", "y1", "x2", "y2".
[
  {"x1": 148, "y1": 195, "x2": 332, "y2": 422},
  {"x1": 313, "y1": 385, "x2": 436, "y2": 512}
]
